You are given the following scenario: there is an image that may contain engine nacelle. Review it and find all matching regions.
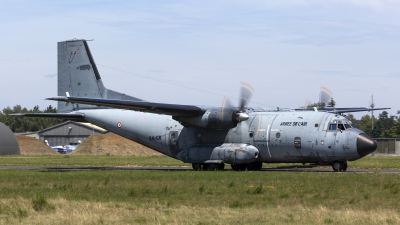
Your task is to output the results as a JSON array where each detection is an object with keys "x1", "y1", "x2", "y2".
[
  {"x1": 175, "y1": 143, "x2": 259, "y2": 164},
  {"x1": 173, "y1": 108, "x2": 239, "y2": 130}
]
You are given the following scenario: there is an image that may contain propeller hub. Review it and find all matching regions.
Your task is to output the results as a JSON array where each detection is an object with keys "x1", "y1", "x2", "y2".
[{"x1": 236, "y1": 112, "x2": 249, "y2": 122}]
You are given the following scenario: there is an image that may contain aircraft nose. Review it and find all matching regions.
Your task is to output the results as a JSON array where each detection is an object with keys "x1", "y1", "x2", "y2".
[{"x1": 357, "y1": 133, "x2": 377, "y2": 157}]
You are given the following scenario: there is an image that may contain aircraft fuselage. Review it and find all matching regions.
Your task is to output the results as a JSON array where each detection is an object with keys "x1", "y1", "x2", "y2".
[{"x1": 80, "y1": 109, "x2": 375, "y2": 168}]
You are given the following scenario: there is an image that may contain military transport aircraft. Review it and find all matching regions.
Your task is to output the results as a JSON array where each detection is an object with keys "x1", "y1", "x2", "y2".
[{"x1": 14, "y1": 39, "x2": 390, "y2": 172}]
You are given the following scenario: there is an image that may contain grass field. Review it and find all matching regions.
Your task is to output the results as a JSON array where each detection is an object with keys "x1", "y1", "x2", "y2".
[
  {"x1": 0, "y1": 154, "x2": 398, "y2": 169},
  {"x1": 0, "y1": 155, "x2": 398, "y2": 224}
]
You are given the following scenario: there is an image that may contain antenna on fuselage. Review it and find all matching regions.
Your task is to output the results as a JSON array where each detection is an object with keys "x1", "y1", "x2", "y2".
[{"x1": 370, "y1": 95, "x2": 375, "y2": 130}]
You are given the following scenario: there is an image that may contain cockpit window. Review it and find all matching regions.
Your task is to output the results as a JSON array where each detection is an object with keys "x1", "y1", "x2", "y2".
[
  {"x1": 330, "y1": 119, "x2": 354, "y2": 131},
  {"x1": 348, "y1": 121, "x2": 356, "y2": 128}
]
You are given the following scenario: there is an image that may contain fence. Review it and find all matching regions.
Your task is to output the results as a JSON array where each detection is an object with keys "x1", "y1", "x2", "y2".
[{"x1": 374, "y1": 138, "x2": 400, "y2": 154}]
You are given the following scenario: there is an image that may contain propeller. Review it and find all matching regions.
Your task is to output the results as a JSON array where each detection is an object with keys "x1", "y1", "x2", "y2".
[
  {"x1": 239, "y1": 82, "x2": 254, "y2": 112},
  {"x1": 303, "y1": 99, "x2": 309, "y2": 111},
  {"x1": 219, "y1": 82, "x2": 254, "y2": 123},
  {"x1": 236, "y1": 82, "x2": 254, "y2": 121},
  {"x1": 320, "y1": 86, "x2": 333, "y2": 107},
  {"x1": 219, "y1": 96, "x2": 233, "y2": 121}
]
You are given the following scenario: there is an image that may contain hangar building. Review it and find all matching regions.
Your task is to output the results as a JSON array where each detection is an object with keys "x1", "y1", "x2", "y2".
[
  {"x1": 0, "y1": 122, "x2": 20, "y2": 155},
  {"x1": 38, "y1": 121, "x2": 109, "y2": 147}
]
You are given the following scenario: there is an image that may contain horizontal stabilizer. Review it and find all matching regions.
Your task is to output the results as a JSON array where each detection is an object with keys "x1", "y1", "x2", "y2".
[{"x1": 46, "y1": 96, "x2": 205, "y2": 116}]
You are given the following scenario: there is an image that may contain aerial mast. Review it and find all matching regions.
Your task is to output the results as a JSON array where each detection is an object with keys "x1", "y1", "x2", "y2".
[{"x1": 370, "y1": 95, "x2": 375, "y2": 130}]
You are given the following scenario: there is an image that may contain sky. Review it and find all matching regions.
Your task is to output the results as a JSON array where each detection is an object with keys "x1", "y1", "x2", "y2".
[{"x1": 1, "y1": 0, "x2": 399, "y2": 119}]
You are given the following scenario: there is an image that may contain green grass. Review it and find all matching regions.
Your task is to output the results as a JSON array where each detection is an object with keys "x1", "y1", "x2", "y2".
[
  {"x1": 0, "y1": 170, "x2": 398, "y2": 224},
  {"x1": 348, "y1": 155, "x2": 400, "y2": 169},
  {"x1": 0, "y1": 155, "x2": 189, "y2": 167},
  {"x1": 0, "y1": 155, "x2": 398, "y2": 169},
  {"x1": 0, "y1": 170, "x2": 397, "y2": 210},
  {"x1": 0, "y1": 155, "x2": 398, "y2": 224}
]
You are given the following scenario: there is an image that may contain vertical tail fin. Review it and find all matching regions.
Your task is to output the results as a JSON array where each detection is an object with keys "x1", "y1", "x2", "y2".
[{"x1": 57, "y1": 39, "x2": 141, "y2": 113}]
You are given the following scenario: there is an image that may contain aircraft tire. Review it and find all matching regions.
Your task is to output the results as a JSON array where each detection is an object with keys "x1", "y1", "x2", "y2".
[
  {"x1": 231, "y1": 164, "x2": 238, "y2": 171},
  {"x1": 207, "y1": 163, "x2": 219, "y2": 171},
  {"x1": 247, "y1": 162, "x2": 262, "y2": 171},
  {"x1": 192, "y1": 163, "x2": 202, "y2": 171},
  {"x1": 218, "y1": 163, "x2": 225, "y2": 170},
  {"x1": 231, "y1": 164, "x2": 247, "y2": 171},
  {"x1": 331, "y1": 161, "x2": 346, "y2": 172},
  {"x1": 238, "y1": 164, "x2": 247, "y2": 171}
]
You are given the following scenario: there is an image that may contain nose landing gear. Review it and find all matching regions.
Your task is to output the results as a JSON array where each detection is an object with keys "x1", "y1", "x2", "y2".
[{"x1": 331, "y1": 161, "x2": 348, "y2": 172}]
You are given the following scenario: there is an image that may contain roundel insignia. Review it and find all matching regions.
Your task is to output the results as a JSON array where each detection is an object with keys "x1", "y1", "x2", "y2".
[{"x1": 117, "y1": 122, "x2": 122, "y2": 128}]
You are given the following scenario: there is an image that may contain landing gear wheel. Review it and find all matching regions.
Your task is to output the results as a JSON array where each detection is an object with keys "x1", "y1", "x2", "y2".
[
  {"x1": 192, "y1": 163, "x2": 202, "y2": 171},
  {"x1": 207, "y1": 163, "x2": 218, "y2": 171},
  {"x1": 218, "y1": 163, "x2": 225, "y2": 171},
  {"x1": 231, "y1": 164, "x2": 247, "y2": 171},
  {"x1": 247, "y1": 162, "x2": 262, "y2": 171},
  {"x1": 331, "y1": 161, "x2": 347, "y2": 172},
  {"x1": 231, "y1": 164, "x2": 238, "y2": 171}
]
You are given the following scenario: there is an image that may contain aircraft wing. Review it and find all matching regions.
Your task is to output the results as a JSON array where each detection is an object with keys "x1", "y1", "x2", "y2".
[
  {"x1": 46, "y1": 96, "x2": 206, "y2": 116},
  {"x1": 294, "y1": 107, "x2": 391, "y2": 113},
  {"x1": 10, "y1": 113, "x2": 86, "y2": 122},
  {"x1": 325, "y1": 107, "x2": 391, "y2": 113}
]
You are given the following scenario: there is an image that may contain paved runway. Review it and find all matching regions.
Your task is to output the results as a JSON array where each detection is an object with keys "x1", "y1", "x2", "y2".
[{"x1": 0, "y1": 165, "x2": 398, "y2": 173}]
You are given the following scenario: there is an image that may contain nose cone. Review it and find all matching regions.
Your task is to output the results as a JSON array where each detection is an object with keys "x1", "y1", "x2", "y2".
[{"x1": 357, "y1": 133, "x2": 377, "y2": 157}]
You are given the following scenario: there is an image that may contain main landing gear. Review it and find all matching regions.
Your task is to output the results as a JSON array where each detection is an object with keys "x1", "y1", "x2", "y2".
[
  {"x1": 191, "y1": 162, "x2": 262, "y2": 171},
  {"x1": 231, "y1": 162, "x2": 262, "y2": 171},
  {"x1": 192, "y1": 163, "x2": 225, "y2": 171},
  {"x1": 331, "y1": 161, "x2": 348, "y2": 172}
]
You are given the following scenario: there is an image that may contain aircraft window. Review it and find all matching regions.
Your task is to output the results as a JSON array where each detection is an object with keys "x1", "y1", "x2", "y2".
[
  {"x1": 170, "y1": 131, "x2": 179, "y2": 145},
  {"x1": 338, "y1": 124, "x2": 345, "y2": 130},
  {"x1": 294, "y1": 137, "x2": 301, "y2": 149},
  {"x1": 344, "y1": 124, "x2": 351, "y2": 129},
  {"x1": 276, "y1": 132, "x2": 281, "y2": 138},
  {"x1": 329, "y1": 124, "x2": 337, "y2": 130},
  {"x1": 315, "y1": 123, "x2": 318, "y2": 127}
]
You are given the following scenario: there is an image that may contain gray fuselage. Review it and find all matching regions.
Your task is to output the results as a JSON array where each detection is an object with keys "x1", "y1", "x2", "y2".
[{"x1": 79, "y1": 109, "x2": 368, "y2": 164}]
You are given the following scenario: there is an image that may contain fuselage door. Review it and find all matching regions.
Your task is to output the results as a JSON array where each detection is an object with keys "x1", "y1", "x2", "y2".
[
  {"x1": 163, "y1": 120, "x2": 181, "y2": 156},
  {"x1": 248, "y1": 114, "x2": 277, "y2": 158}
]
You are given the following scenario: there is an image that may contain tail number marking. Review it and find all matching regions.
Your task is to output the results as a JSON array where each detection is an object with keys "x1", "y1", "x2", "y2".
[{"x1": 149, "y1": 135, "x2": 162, "y2": 141}]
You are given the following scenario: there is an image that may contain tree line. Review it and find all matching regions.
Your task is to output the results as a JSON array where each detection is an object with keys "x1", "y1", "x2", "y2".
[
  {"x1": 348, "y1": 111, "x2": 400, "y2": 138},
  {"x1": 0, "y1": 105, "x2": 63, "y2": 133},
  {"x1": 0, "y1": 105, "x2": 399, "y2": 138}
]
